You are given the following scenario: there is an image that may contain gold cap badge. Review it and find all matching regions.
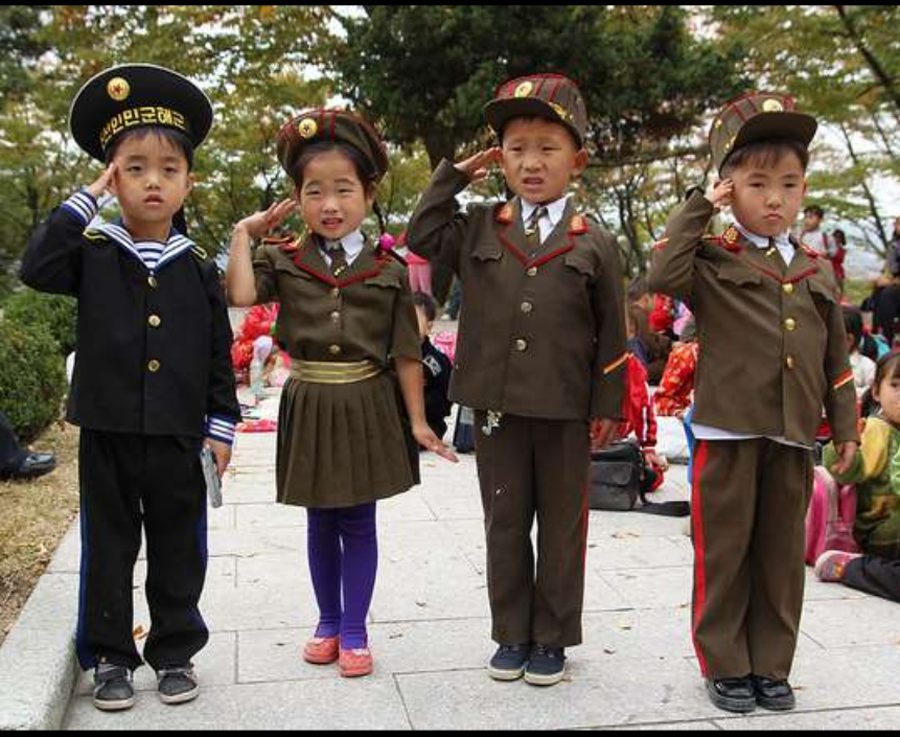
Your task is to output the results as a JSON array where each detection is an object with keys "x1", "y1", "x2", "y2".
[
  {"x1": 106, "y1": 77, "x2": 130, "y2": 102},
  {"x1": 297, "y1": 117, "x2": 318, "y2": 139},
  {"x1": 762, "y1": 98, "x2": 784, "y2": 112},
  {"x1": 514, "y1": 81, "x2": 534, "y2": 98}
]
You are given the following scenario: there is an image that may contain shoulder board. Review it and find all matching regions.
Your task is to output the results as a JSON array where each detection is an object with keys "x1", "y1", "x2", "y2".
[
  {"x1": 261, "y1": 233, "x2": 296, "y2": 247},
  {"x1": 83, "y1": 230, "x2": 108, "y2": 244},
  {"x1": 568, "y1": 214, "x2": 589, "y2": 236},
  {"x1": 191, "y1": 244, "x2": 208, "y2": 261},
  {"x1": 495, "y1": 203, "x2": 513, "y2": 225}
]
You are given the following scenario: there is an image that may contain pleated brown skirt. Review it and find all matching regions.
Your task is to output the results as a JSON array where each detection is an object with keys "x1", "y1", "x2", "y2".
[{"x1": 275, "y1": 372, "x2": 418, "y2": 508}]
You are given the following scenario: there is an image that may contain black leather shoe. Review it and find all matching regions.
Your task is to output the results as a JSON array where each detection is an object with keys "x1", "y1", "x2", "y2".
[
  {"x1": 705, "y1": 677, "x2": 756, "y2": 713},
  {"x1": 0, "y1": 452, "x2": 56, "y2": 481},
  {"x1": 753, "y1": 676, "x2": 795, "y2": 711}
]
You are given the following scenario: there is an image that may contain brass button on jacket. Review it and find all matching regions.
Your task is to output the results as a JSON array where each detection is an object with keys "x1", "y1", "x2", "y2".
[
  {"x1": 147, "y1": 359, "x2": 161, "y2": 373},
  {"x1": 148, "y1": 314, "x2": 161, "y2": 328}
]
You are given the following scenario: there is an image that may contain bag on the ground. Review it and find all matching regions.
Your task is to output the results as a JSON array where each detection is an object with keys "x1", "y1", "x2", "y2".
[{"x1": 588, "y1": 441, "x2": 690, "y2": 517}]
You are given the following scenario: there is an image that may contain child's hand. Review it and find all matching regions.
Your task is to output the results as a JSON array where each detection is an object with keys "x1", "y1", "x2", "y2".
[
  {"x1": 454, "y1": 148, "x2": 502, "y2": 183},
  {"x1": 412, "y1": 422, "x2": 458, "y2": 463},
  {"x1": 707, "y1": 179, "x2": 734, "y2": 211},
  {"x1": 85, "y1": 163, "x2": 117, "y2": 199},
  {"x1": 831, "y1": 440, "x2": 859, "y2": 475},
  {"x1": 236, "y1": 198, "x2": 296, "y2": 239},
  {"x1": 206, "y1": 439, "x2": 233, "y2": 480},
  {"x1": 644, "y1": 449, "x2": 668, "y2": 472}
]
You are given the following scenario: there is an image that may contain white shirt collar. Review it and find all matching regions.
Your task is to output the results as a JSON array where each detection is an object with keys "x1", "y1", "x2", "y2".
[
  {"x1": 521, "y1": 196, "x2": 569, "y2": 228},
  {"x1": 734, "y1": 222, "x2": 792, "y2": 250},
  {"x1": 322, "y1": 229, "x2": 365, "y2": 258}
]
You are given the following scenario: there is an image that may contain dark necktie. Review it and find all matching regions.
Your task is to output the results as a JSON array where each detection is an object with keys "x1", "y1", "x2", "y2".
[
  {"x1": 767, "y1": 236, "x2": 788, "y2": 270},
  {"x1": 524, "y1": 206, "x2": 548, "y2": 256},
  {"x1": 327, "y1": 242, "x2": 348, "y2": 278}
]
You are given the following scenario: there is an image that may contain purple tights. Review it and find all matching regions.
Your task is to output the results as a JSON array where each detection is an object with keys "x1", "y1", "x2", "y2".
[{"x1": 306, "y1": 503, "x2": 377, "y2": 649}]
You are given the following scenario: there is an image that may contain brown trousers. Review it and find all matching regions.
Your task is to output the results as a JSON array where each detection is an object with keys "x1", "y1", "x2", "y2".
[
  {"x1": 474, "y1": 412, "x2": 590, "y2": 647},
  {"x1": 691, "y1": 438, "x2": 813, "y2": 680}
]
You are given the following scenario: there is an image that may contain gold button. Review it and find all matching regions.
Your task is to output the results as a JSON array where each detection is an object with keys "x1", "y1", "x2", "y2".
[
  {"x1": 786, "y1": 355, "x2": 795, "y2": 369},
  {"x1": 515, "y1": 339, "x2": 528, "y2": 352},
  {"x1": 521, "y1": 301, "x2": 533, "y2": 314},
  {"x1": 148, "y1": 276, "x2": 158, "y2": 289},
  {"x1": 526, "y1": 267, "x2": 538, "y2": 277},
  {"x1": 785, "y1": 318, "x2": 796, "y2": 331},
  {"x1": 783, "y1": 282, "x2": 794, "y2": 294},
  {"x1": 329, "y1": 344, "x2": 341, "y2": 356},
  {"x1": 148, "y1": 359, "x2": 161, "y2": 373},
  {"x1": 148, "y1": 314, "x2": 161, "y2": 328},
  {"x1": 330, "y1": 311, "x2": 341, "y2": 322},
  {"x1": 331, "y1": 288, "x2": 340, "y2": 299}
]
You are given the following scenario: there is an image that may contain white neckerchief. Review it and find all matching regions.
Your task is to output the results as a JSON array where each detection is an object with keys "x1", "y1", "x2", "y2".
[
  {"x1": 520, "y1": 196, "x2": 569, "y2": 244},
  {"x1": 320, "y1": 228, "x2": 365, "y2": 267},
  {"x1": 734, "y1": 222, "x2": 795, "y2": 266}
]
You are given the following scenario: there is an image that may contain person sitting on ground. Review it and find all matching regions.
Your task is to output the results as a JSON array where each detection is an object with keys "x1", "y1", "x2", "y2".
[{"x1": 818, "y1": 350, "x2": 900, "y2": 603}]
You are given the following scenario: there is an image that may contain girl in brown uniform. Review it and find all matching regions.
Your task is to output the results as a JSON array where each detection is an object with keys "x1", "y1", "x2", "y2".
[{"x1": 227, "y1": 109, "x2": 455, "y2": 678}]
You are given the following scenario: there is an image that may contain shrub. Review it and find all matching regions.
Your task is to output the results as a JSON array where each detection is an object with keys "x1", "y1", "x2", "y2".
[
  {"x1": 0, "y1": 319, "x2": 66, "y2": 443},
  {"x1": 3, "y1": 290, "x2": 77, "y2": 356}
]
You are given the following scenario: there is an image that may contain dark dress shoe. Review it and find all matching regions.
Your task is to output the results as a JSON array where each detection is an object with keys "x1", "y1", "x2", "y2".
[
  {"x1": 753, "y1": 676, "x2": 795, "y2": 711},
  {"x1": 705, "y1": 677, "x2": 756, "y2": 713},
  {"x1": 1, "y1": 452, "x2": 56, "y2": 481}
]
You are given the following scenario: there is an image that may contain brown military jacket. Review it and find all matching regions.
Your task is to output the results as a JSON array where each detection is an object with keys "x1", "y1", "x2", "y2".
[
  {"x1": 406, "y1": 160, "x2": 627, "y2": 421},
  {"x1": 252, "y1": 235, "x2": 420, "y2": 365},
  {"x1": 648, "y1": 191, "x2": 858, "y2": 445}
]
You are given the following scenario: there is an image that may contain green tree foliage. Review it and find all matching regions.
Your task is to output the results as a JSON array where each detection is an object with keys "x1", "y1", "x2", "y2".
[{"x1": 329, "y1": 6, "x2": 746, "y2": 170}]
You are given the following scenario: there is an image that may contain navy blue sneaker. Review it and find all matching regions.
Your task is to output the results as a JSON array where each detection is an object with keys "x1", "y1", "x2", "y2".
[
  {"x1": 524, "y1": 644, "x2": 566, "y2": 686},
  {"x1": 92, "y1": 664, "x2": 134, "y2": 712},
  {"x1": 487, "y1": 644, "x2": 529, "y2": 681}
]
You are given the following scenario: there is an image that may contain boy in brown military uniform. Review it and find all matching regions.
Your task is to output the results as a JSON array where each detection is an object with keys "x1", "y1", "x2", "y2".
[
  {"x1": 407, "y1": 74, "x2": 627, "y2": 686},
  {"x1": 649, "y1": 92, "x2": 859, "y2": 713}
]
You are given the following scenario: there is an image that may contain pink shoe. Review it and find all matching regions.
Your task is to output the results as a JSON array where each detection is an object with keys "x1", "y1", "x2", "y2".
[
  {"x1": 339, "y1": 647, "x2": 373, "y2": 678},
  {"x1": 814, "y1": 550, "x2": 863, "y2": 582},
  {"x1": 303, "y1": 636, "x2": 339, "y2": 665}
]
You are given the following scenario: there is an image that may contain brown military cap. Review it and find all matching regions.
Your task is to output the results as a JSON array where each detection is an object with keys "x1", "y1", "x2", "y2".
[
  {"x1": 276, "y1": 109, "x2": 389, "y2": 184},
  {"x1": 709, "y1": 91, "x2": 817, "y2": 173},
  {"x1": 69, "y1": 63, "x2": 213, "y2": 162},
  {"x1": 484, "y1": 73, "x2": 588, "y2": 148}
]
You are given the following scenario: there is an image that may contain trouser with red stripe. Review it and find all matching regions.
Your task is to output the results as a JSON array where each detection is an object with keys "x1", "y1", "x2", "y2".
[
  {"x1": 690, "y1": 438, "x2": 813, "y2": 680},
  {"x1": 474, "y1": 412, "x2": 590, "y2": 648}
]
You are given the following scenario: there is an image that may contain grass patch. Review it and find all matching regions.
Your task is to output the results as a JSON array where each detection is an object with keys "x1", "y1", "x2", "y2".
[{"x1": 0, "y1": 422, "x2": 79, "y2": 647}]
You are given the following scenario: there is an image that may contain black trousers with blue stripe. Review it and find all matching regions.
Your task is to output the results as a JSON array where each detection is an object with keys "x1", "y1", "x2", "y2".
[{"x1": 76, "y1": 430, "x2": 209, "y2": 672}]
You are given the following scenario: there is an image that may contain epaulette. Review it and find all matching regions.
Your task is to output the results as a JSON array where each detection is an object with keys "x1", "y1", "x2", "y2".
[
  {"x1": 568, "y1": 214, "x2": 589, "y2": 236},
  {"x1": 261, "y1": 234, "x2": 296, "y2": 247},
  {"x1": 83, "y1": 230, "x2": 108, "y2": 245},
  {"x1": 191, "y1": 244, "x2": 208, "y2": 262}
]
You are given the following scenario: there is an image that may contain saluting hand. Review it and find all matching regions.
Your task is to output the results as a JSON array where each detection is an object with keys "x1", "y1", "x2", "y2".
[
  {"x1": 236, "y1": 198, "x2": 297, "y2": 239},
  {"x1": 830, "y1": 440, "x2": 858, "y2": 476},
  {"x1": 708, "y1": 178, "x2": 734, "y2": 211},
  {"x1": 412, "y1": 422, "x2": 459, "y2": 463},
  {"x1": 454, "y1": 148, "x2": 502, "y2": 183},
  {"x1": 86, "y1": 162, "x2": 117, "y2": 199}
]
